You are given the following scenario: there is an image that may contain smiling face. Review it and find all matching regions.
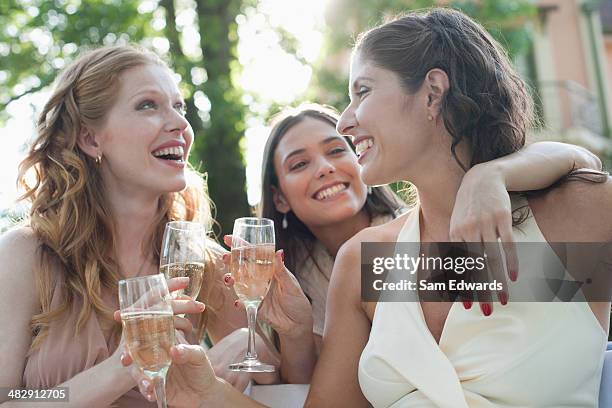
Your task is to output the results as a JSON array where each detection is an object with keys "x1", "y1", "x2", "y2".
[
  {"x1": 337, "y1": 53, "x2": 436, "y2": 186},
  {"x1": 272, "y1": 116, "x2": 368, "y2": 229},
  {"x1": 94, "y1": 63, "x2": 192, "y2": 196}
]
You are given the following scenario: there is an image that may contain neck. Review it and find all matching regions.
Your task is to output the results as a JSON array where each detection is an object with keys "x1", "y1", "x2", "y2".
[
  {"x1": 407, "y1": 134, "x2": 470, "y2": 242},
  {"x1": 103, "y1": 181, "x2": 161, "y2": 278},
  {"x1": 308, "y1": 208, "x2": 371, "y2": 257}
]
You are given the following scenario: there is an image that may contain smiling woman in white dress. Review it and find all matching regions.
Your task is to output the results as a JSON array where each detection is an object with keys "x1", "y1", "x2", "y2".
[{"x1": 306, "y1": 8, "x2": 612, "y2": 407}]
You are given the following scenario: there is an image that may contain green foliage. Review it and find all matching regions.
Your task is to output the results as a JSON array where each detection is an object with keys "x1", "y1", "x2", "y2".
[
  {"x1": 1, "y1": 0, "x2": 250, "y2": 236},
  {"x1": 308, "y1": 0, "x2": 536, "y2": 109}
]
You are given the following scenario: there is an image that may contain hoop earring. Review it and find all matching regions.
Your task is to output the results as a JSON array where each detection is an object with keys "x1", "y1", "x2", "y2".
[
  {"x1": 95, "y1": 154, "x2": 102, "y2": 165},
  {"x1": 282, "y1": 213, "x2": 288, "y2": 229}
]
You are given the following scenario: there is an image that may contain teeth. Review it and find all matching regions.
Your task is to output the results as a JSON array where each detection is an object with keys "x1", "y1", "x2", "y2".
[
  {"x1": 152, "y1": 146, "x2": 184, "y2": 159},
  {"x1": 355, "y1": 138, "x2": 373, "y2": 156},
  {"x1": 315, "y1": 183, "x2": 347, "y2": 200}
]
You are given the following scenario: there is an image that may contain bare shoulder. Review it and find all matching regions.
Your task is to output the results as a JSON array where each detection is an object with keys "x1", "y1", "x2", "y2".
[
  {"x1": 331, "y1": 211, "x2": 413, "y2": 299},
  {"x1": 0, "y1": 225, "x2": 41, "y2": 316},
  {"x1": 343, "y1": 210, "x2": 413, "y2": 253},
  {"x1": 529, "y1": 176, "x2": 612, "y2": 242},
  {"x1": 0, "y1": 225, "x2": 41, "y2": 282}
]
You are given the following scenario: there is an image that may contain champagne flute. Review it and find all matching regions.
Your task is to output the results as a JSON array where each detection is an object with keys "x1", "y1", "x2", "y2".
[
  {"x1": 228, "y1": 217, "x2": 276, "y2": 372},
  {"x1": 119, "y1": 274, "x2": 175, "y2": 408},
  {"x1": 160, "y1": 221, "x2": 207, "y2": 302}
]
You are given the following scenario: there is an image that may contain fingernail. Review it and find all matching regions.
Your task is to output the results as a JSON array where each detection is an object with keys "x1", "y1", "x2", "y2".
[
  {"x1": 147, "y1": 393, "x2": 154, "y2": 401},
  {"x1": 481, "y1": 303, "x2": 492, "y2": 316},
  {"x1": 179, "y1": 277, "x2": 189, "y2": 283},
  {"x1": 234, "y1": 300, "x2": 240, "y2": 308},
  {"x1": 499, "y1": 292, "x2": 508, "y2": 306},
  {"x1": 280, "y1": 249, "x2": 285, "y2": 263},
  {"x1": 222, "y1": 253, "x2": 230, "y2": 262},
  {"x1": 509, "y1": 270, "x2": 518, "y2": 282},
  {"x1": 223, "y1": 274, "x2": 231, "y2": 284},
  {"x1": 196, "y1": 301, "x2": 206, "y2": 310},
  {"x1": 463, "y1": 300, "x2": 472, "y2": 309}
]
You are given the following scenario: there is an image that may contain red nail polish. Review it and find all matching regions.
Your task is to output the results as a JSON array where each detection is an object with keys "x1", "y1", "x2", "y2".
[
  {"x1": 499, "y1": 292, "x2": 508, "y2": 305},
  {"x1": 280, "y1": 249, "x2": 285, "y2": 263},
  {"x1": 509, "y1": 270, "x2": 518, "y2": 282},
  {"x1": 481, "y1": 303, "x2": 492, "y2": 316},
  {"x1": 463, "y1": 300, "x2": 472, "y2": 309}
]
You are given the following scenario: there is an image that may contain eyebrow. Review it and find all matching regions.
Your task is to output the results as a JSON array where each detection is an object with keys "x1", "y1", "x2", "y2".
[
  {"x1": 350, "y1": 76, "x2": 374, "y2": 92},
  {"x1": 283, "y1": 135, "x2": 346, "y2": 164},
  {"x1": 129, "y1": 88, "x2": 183, "y2": 102}
]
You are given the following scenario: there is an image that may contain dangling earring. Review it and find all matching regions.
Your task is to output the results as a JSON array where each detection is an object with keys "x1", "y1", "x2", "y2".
[
  {"x1": 95, "y1": 154, "x2": 102, "y2": 165},
  {"x1": 282, "y1": 213, "x2": 288, "y2": 229},
  {"x1": 367, "y1": 186, "x2": 373, "y2": 195}
]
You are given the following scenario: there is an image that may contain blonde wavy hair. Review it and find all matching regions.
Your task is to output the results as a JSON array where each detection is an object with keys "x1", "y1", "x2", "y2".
[{"x1": 18, "y1": 45, "x2": 216, "y2": 352}]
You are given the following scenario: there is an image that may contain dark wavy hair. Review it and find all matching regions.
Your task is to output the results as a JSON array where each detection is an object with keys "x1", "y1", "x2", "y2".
[
  {"x1": 354, "y1": 7, "x2": 607, "y2": 223},
  {"x1": 258, "y1": 103, "x2": 406, "y2": 275}
]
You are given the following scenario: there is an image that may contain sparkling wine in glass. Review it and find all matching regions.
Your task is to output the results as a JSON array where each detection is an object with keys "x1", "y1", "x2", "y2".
[
  {"x1": 160, "y1": 221, "x2": 207, "y2": 300},
  {"x1": 228, "y1": 217, "x2": 276, "y2": 373},
  {"x1": 119, "y1": 274, "x2": 175, "y2": 408}
]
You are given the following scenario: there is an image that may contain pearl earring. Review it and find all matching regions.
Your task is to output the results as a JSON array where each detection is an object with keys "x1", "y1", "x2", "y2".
[{"x1": 282, "y1": 213, "x2": 288, "y2": 229}]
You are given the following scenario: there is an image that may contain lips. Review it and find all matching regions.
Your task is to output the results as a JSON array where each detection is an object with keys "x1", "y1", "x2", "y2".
[
  {"x1": 354, "y1": 137, "x2": 374, "y2": 157},
  {"x1": 151, "y1": 140, "x2": 186, "y2": 162},
  {"x1": 312, "y1": 182, "x2": 349, "y2": 201}
]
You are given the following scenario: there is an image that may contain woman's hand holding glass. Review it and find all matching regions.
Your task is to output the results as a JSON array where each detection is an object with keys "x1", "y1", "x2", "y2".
[
  {"x1": 222, "y1": 234, "x2": 314, "y2": 340},
  {"x1": 123, "y1": 342, "x2": 220, "y2": 407},
  {"x1": 114, "y1": 276, "x2": 206, "y2": 405}
]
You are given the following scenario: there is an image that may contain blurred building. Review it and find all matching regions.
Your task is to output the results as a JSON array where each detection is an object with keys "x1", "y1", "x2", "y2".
[{"x1": 526, "y1": 0, "x2": 612, "y2": 156}]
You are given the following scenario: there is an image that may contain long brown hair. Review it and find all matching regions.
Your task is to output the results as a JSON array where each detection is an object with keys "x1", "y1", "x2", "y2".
[
  {"x1": 258, "y1": 103, "x2": 406, "y2": 276},
  {"x1": 354, "y1": 8, "x2": 608, "y2": 222},
  {"x1": 17, "y1": 45, "x2": 214, "y2": 352}
]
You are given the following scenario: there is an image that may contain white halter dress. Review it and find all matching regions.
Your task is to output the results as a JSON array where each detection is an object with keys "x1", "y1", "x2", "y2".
[{"x1": 358, "y1": 202, "x2": 606, "y2": 407}]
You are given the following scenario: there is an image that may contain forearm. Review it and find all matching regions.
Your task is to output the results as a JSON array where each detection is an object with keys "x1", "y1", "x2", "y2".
[
  {"x1": 1, "y1": 353, "x2": 135, "y2": 407},
  {"x1": 477, "y1": 141, "x2": 602, "y2": 192},
  {"x1": 199, "y1": 378, "x2": 267, "y2": 408},
  {"x1": 278, "y1": 329, "x2": 316, "y2": 384}
]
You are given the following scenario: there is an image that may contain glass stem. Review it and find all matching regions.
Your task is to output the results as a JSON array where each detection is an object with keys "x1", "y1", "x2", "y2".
[
  {"x1": 154, "y1": 372, "x2": 168, "y2": 408},
  {"x1": 245, "y1": 303, "x2": 259, "y2": 360}
]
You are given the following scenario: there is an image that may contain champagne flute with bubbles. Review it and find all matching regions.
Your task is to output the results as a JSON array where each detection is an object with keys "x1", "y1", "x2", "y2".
[
  {"x1": 160, "y1": 221, "x2": 207, "y2": 303},
  {"x1": 228, "y1": 217, "x2": 276, "y2": 372},
  {"x1": 119, "y1": 274, "x2": 174, "y2": 408}
]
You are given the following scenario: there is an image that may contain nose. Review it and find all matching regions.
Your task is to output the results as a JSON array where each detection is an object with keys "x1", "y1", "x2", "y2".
[
  {"x1": 165, "y1": 106, "x2": 189, "y2": 135},
  {"x1": 337, "y1": 104, "x2": 358, "y2": 136},
  {"x1": 316, "y1": 157, "x2": 336, "y2": 179}
]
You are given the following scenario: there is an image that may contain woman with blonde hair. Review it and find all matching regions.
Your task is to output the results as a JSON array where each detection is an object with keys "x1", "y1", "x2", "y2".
[{"x1": 0, "y1": 45, "x2": 251, "y2": 406}]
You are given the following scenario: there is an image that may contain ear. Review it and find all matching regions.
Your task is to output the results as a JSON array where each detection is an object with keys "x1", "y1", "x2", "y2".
[
  {"x1": 77, "y1": 123, "x2": 101, "y2": 160},
  {"x1": 424, "y1": 68, "x2": 449, "y2": 117},
  {"x1": 271, "y1": 185, "x2": 291, "y2": 214}
]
